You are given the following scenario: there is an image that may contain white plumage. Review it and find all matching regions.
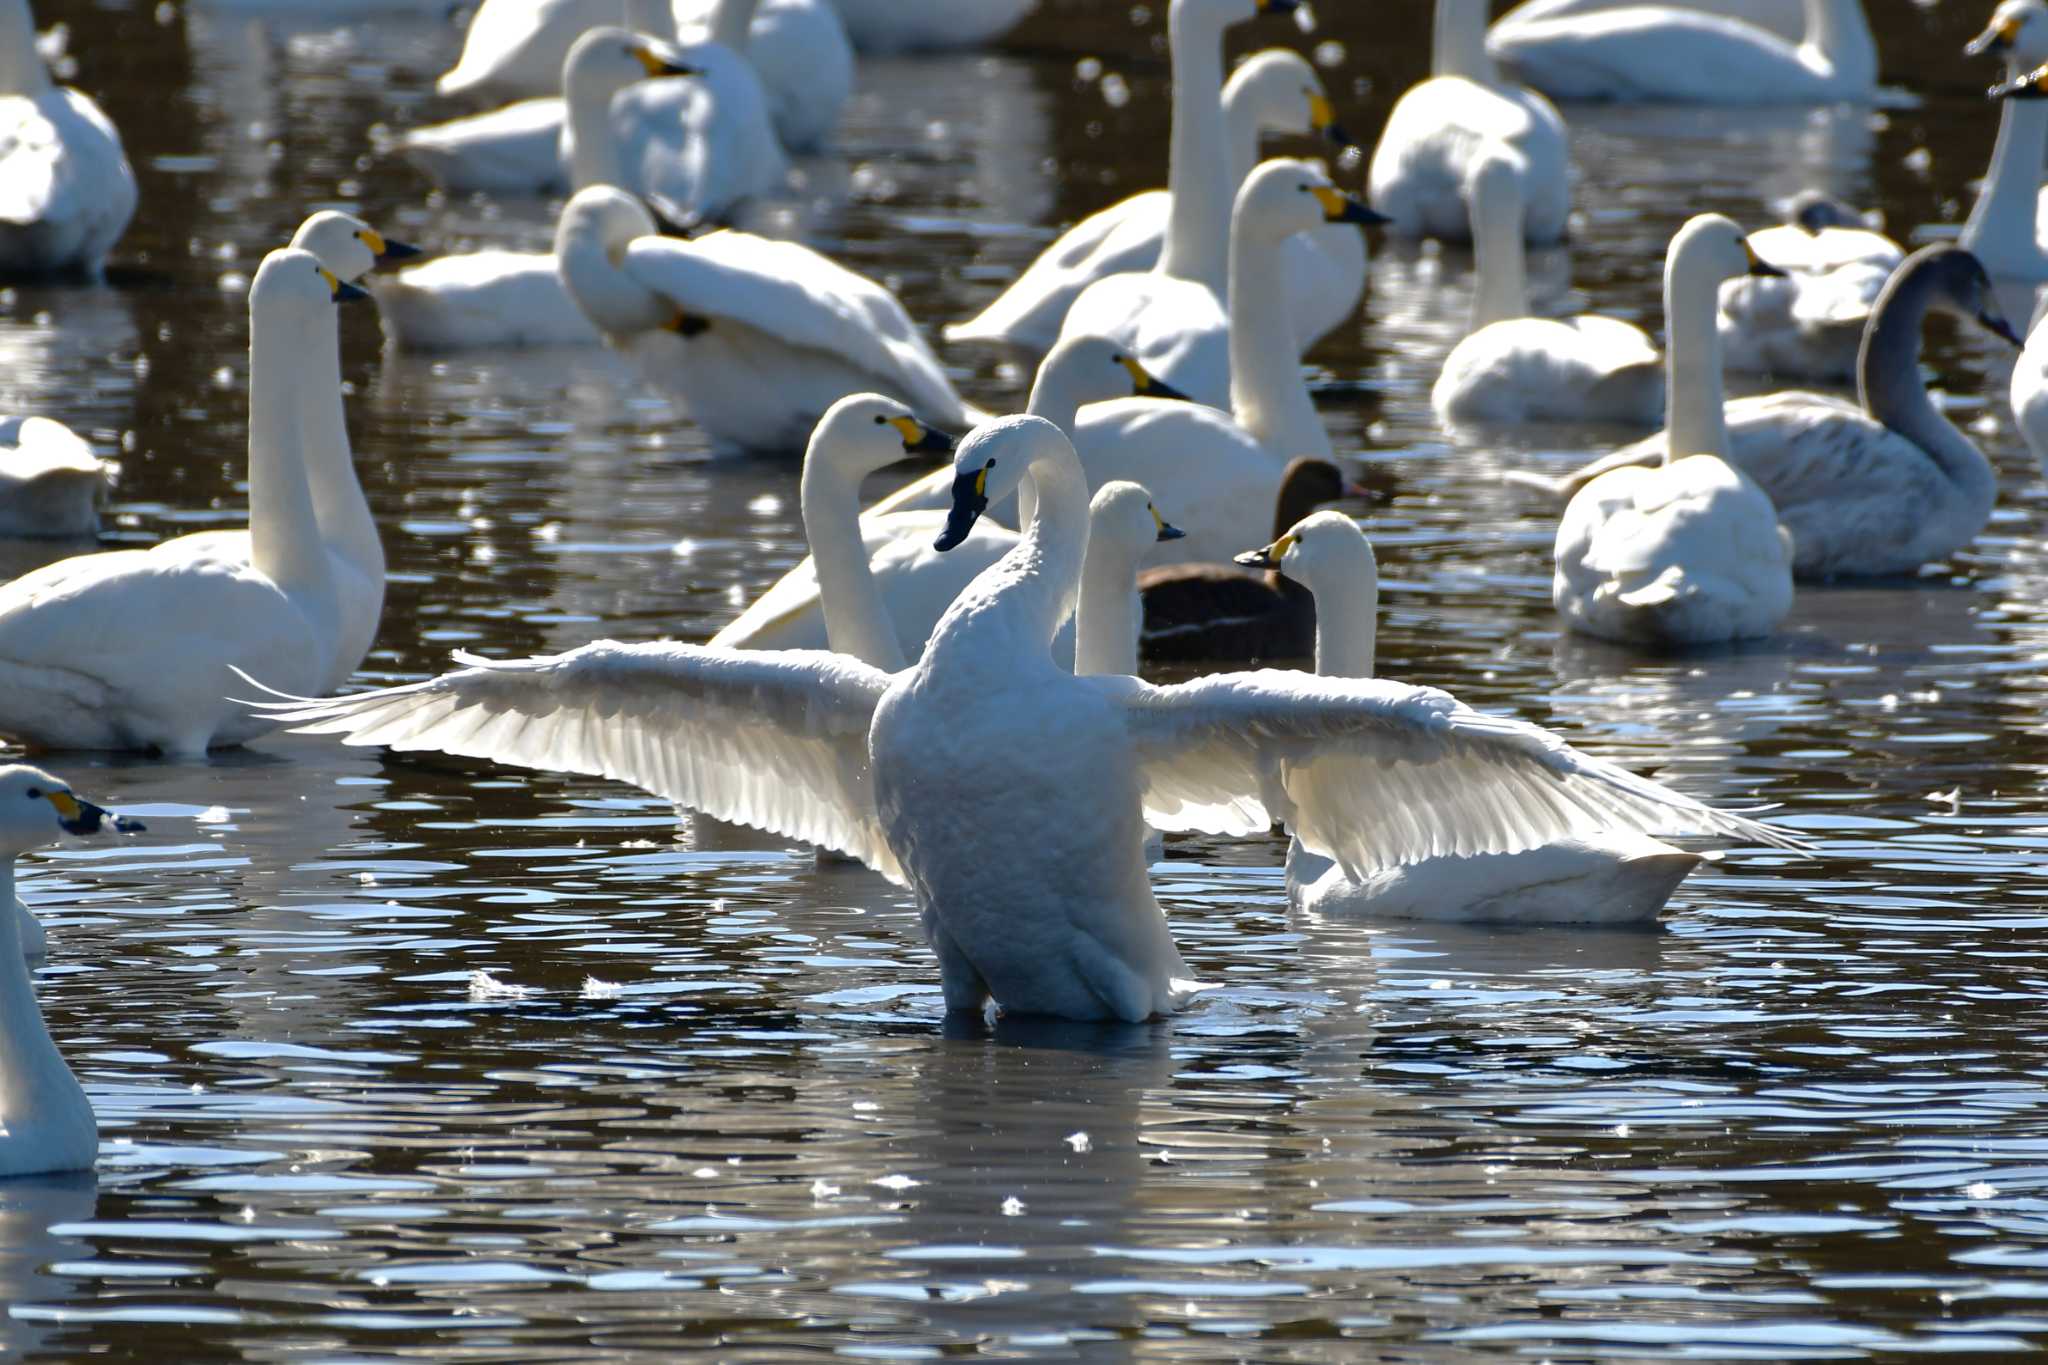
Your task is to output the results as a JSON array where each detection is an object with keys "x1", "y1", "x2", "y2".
[
  {"x1": 1961, "y1": 1, "x2": 2048, "y2": 281},
  {"x1": 1718, "y1": 196, "x2": 1902, "y2": 381},
  {"x1": 821, "y1": 0, "x2": 1037, "y2": 52},
  {"x1": 0, "y1": 0, "x2": 136, "y2": 279},
  {"x1": 371, "y1": 250, "x2": 601, "y2": 353},
  {"x1": 0, "y1": 416, "x2": 102, "y2": 540}
]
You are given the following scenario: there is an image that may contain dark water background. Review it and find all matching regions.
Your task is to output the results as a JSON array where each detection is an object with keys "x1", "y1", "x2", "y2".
[{"x1": 8, "y1": 0, "x2": 2048, "y2": 1357}]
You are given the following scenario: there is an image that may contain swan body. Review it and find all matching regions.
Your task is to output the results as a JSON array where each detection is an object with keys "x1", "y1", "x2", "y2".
[
  {"x1": 945, "y1": 48, "x2": 1355, "y2": 357},
  {"x1": 557, "y1": 186, "x2": 982, "y2": 454},
  {"x1": 821, "y1": 0, "x2": 1036, "y2": 52},
  {"x1": 1552, "y1": 215, "x2": 1794, "y2": 646},
  {"x1": 1493, "y1": 0, "x2": 1802, "y2": 41},
  {"x1": 0, "y1": 417, "x2": 102, "y2": 539},
  {"x1": 1431, "y1": 153, "x2": 1662, "y2": 424},
  {"x1": 372, "y1": 251, "x2": 600, "y2": 352},
  {"x1": 1486, "y1": 0, "x2": 1878, "y2": 104},
  {"x1": 0, "y1": 250, "x2": 361, "y2": 754},
  {"x1": 2014, "y1": 306, "x2": 2048, "y2": 473},
  {"x1": 1368, "y1": 0, "x2": 1570, "y2": 244},
  {"x1": 1965, "y1": 3, "x2": 2048, "y2": 281},
  {"x1": 0, "y1": 0, "x2": 137, "y2": 278},
  {"x1": 1718, "y1": 194, "x2": 1902, "y2": 380}
]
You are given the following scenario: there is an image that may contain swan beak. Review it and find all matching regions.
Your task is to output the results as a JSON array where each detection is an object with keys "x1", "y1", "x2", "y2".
[
  {"x1": 1979, "y1": 306, "x2": 2025, "y2": 348},
  {"x1": 326, "y1": 270, "x2": 371, "y2": 303},
  {"x1": 1967, "y1": 17, "x2": 2020, "y2": 57},
  {"x1": 934, "y1": 459, "x2": 994, "y2": 552},
  {"x1": 1307, "y1": 91, "x2": 1352, "y2": 149},
  {"x1": 889, "y1": 416, "x2": 955, "y2": 455},
  {"x1": 645, "y1": 193, "x2": 704, "y2": 237},
  {"x1": 359, "y1": 229, "x2": 423, "y2": 266},
  {"x1": 636, "y1": 45, "x2": 701, "y2": 79},
  {"x1": 665, "y1": 310, "x2": 710, "y2": 337},
  {"x1": 1990, "y1": 65, "x2": 2048, "y2": 99},
  {"x1": 1118, "y1": 355, "x2": 1192, "y2": 402},
  {"x1": 1257, "y1": 0, "x2": 1299, "y2": 13},
  {"x1": 1741, "y1": 241, "x2": 1786, "y2": 278},
  {"x1": 1150, "y1": 505, "x2": 1186, "y2": 543},
  {"x1": 43, "y1": 790, "x2": 144, "y2": 837},
  {"x1": 1233, "y1": 532, "x2": 1295, "y2": 569},
  {"x1": 1312, "y1": 184, "x2": 1389, "y2": 226}
]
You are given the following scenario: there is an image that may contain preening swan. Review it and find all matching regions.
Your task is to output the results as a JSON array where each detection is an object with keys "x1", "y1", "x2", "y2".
[
  {"x1": 1367, "y1": 0, "x2": 1570, "y2": 244},
  {"x1": 1486, "y1": 0, "x2": 1877, "y2": 104},
  {"x1": 0, "y1": 0, "x2": 137, "y2": 278},
  {"x1": 0, "y1": 766, "x2": 141, "y2": 1171},
  {"x1": 0, "y1": 417, "x2": 103, "y2": 540},
  {"x1": 1431, "y1": 151, "x2": 1663, "y2": 425},
  {"x1": 556, "y1": 186, "x2": 983, "y2": 454},
  {"x1": 1238, "y1": 511, "x2": 1704, "y2": 924},
  {"x1": 0, "y1": 249, "x2": 365, "y2": 754},
  {"x1": 257, "y1": 417, "x2": 1798, "y2": 1021},
  {"x1": 1969, "y1": 7, "x2": 2048, "y2": 281},
  {"x1": 822, "y1": 0, "x2": 1037, "y2": 53},
  {"x1": 1718, "y1": 190, "x2": 1902, "y2": 381},
  {"x1": 945, "y1": 46, "x2": 1355, "y2": 357},
  {"x1": 1546, "y1": 245, "x2": 2023, "y2": 581},
  {"x1": 1548, "y1": 215, "x2": 1795, "y2": 646}
]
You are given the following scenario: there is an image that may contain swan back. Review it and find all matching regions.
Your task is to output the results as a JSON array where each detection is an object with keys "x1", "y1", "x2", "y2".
[{"x1": 556, "y1": 185, "x2": 672, "y2": 334}]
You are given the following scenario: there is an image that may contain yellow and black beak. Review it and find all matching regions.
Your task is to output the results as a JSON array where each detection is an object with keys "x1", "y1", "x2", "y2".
[
  {"x1": 1150, "y1": 504, "x2": 1186, "y2": 544},
  {"x1": 1117, "y1": 355, "x2": 1194, "y2": 403},
  {"x1": 322, "y1": 268, "x2": 370, "y2": 303},
  {"x1": 1256, "y1": 0, "x2": 1299, "y2": 13},
  {"x1": 888, "y1": 415, "x2": 956, "y2": 456},
  {"x1": 43, "y1": 790, "x2": 144, "y2": 837},
  {"x1": 636, "y1": 45, "x2": 702, "y2": 79},
  {"x1": 1311, "y1": 184, "x2": 1389, "y2": 227},
  {"x1": 934, "y1": 458, "x2": 994, "y2": 552},
  {"x1": 1991, "y1": 63, "x2": 2048, "y2": 99},
  {"x1": 1968, "y1": 16, "x2": 2022, "y2": 58},
  {"x1": 664, "y1": 309, "x2": 710, "y2": 337},
  {"x1": 1233, "y1": 532, "x2": 1295, "y2": 569},
  {"x1": 1308, "y1": 90, "x2": 1353, "y2": 150},
  {"x1": 358, "y1": 228, "x2": 423, "y2": 267},
  {"x1": 1741, "y1": 239, "x2": 1786, "y2": 278}
]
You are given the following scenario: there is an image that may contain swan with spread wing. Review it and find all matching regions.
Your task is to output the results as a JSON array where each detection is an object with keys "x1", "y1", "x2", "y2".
[{"x1": 254, "y1": 418, "x2": 1798, "y2": 1022}]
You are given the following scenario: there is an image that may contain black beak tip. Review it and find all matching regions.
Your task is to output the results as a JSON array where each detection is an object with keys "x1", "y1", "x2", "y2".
[
  {"x1": 1986, "y1": 314, "x2": 2025, "y2": 348},
  {"x1": 114, "y1": 815, "x2": 146, "y2": 834},
  {"x1": 1156, "y1": 524, "x2": 1187, "y2": 543},
  {"x1": 377, "y1": 239, "x2": 424, "y2": 264},
  {"x1": 910, "y1": 428, "x2": 957, "y2": 456},
  {"x1": 1232, "y1": 549, "x2": 1272, "y2": 567},
  {"x1": 1341, "y1": 200, "x2": 1391, "y2": 227},
  {"x1": 933, "y1": 529, "x2": 966, "y2": 552},
  {"x1": 1146, "y1": 378, "x2": 1195, "y2": 403},
  {"x1": 1748, "y1": 260, "x2": 1788, "y2": 279},
  {"x1": 335, "y1": 279, "x2": 371, "y2": 303},
  {"x1": 1323, "y1": 123, "x2": 1355, "y2": 150}
]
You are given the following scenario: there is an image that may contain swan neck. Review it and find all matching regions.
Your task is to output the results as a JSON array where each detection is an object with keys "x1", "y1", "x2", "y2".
[
  {"x1": 1219, "y1": 70, "x2": 1261, "y2": 193},
  {"x1": 0, "y1": 860, "x2": 74, "y2": 1118},
  {"x1": 1157, "y1": 0, "x2": 1232, "y2": 293},
  {"x1": 704, "y1": 0, "x2": 754, "y2": 48},
  {"x1": 1434, "y1": 0, "x2": 1497, "y2": 83},
  {"x1": 1963, "y1": 58, "x2": 2048, "y2": 256},
  {"x1": 0, "y1": 2, "x2": 46, "y2": 95},
  {"x1": 1857, "y1": 264, "x2": 1992, "y2": 498},
  {"x1": 1229, "y1": 219, "x2": 1330, "y2": 458},
  {"x1": 1075, "y1": 535, "x2": 1140, "y2": 676},
  {"x1": 1469, "y1": 174, "x2": 1528, "y2": 329},
  {"x1": 801, "y1": 456, "x2": 908, "y2": 672},
  {"x1": 1662, "y1": 245, "x2": 1730, "y2": 463},
  {"x1": 1307, "y1": 561, "x2": 1377, "y2": 680},
  {"x1": 1803, "y1": 0, "x2": 1876, "y2": 85},
  {"x1": 299, "y1": 286, "x2": 381, "y2": 589},
  {"x1": 247, "y1": 297, "x2": 331, "y2": 595},
  {"x1": 564, "y1": 72, "x2": 630, "y2": 190},
  {"x1": 1015, "y1": 447, "x2": 1093, "y2": 652}
]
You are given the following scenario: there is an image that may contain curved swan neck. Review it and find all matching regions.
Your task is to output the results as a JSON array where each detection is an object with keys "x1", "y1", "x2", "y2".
[
  {"x1": 1662, "y1": 237, "x2": 1731, "y2": 464},
  {"x1": 299, "y1": 287, "x2": 381, "y2": 586},
  {"x1": 248, "y1": 298, "x2": 330, "y2": 595},
  {"x1": 1157, "y1": 0, "x2": 1233, "y2": 294},
  {"x1": 563, "y1": 67, "x2": 631, "y2": 190},
  {"x1": 1469, "y1": 164, "x2": 1529, "y2": 330},
  {"x1": 1433, "y1": 0, "x2": 1497, "y2": 83},
  {"x1": 1075, "y1": 533, "x2": 1141, "y2": 676},
  {"x1": 0, "y1": 858, "x2": 75, "y2": 1120},
  {"x1": 1802, "y1": 0, "x2": 1876, "y2": 88},
  {"x1": 702, "y1": 0, "x2": 755, "y2": 49},
  {"x1": 1229, "y1": 218, "x2": 1331, "y2": 459},
  {"x1": 1962, "y1": 53, "x2": 2048, "y2": 263},
  {"x1": 1857, "y1": 261, "x2": 1993, "y2": 500},
  {"x1": 801, "y1": 455, "x2": 908, "y2": 672},
  {"x1": 1001, "y1": 444, "x2": 1094, "y2": 655},
  {"x1": 1018, "y1": 359, "x2": 1092, "y2": 536},
  {"x1": 1220, "y1": 67, "x2": 1265, "y2": 194},
  {"x1": 0, "y1": 1, "x2": 47, "y2": 95}
]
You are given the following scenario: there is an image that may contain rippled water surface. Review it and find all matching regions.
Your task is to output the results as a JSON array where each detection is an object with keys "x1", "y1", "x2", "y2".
[{"x1": 10, "y1": 0, "x2": 2048, "y2": 1357}]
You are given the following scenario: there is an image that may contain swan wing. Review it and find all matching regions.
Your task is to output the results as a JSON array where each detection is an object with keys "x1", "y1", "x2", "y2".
[
  {"x1": 1102, "y1": 670, "x2": 1799, "y2": 878},
  {"x1": 255, "y1": 641, "x2": 904, "y2": 881}
]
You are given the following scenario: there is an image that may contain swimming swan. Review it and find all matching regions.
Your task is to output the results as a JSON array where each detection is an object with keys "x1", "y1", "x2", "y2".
[
  {"x1": 1967, "y1": 7, "x2": 2048, "y2": 281},
  {"x1": 1238, "y1": 510, "x2": 1705, "y2": 923},
  {"x1": 1548, "y1": 215, "x2": 1795, "y2": 646},
  {"x1": 945, "y1": 47, "x2": 1355, "y2": 357},
  {"x1": 557, "y1": 186, "x2": 983, "y2": 454},
  {"x1": 0, "y1": 249, "x2": 365, "y2": 754},
  {"x1": 1431, "y1": 151, "x2": 1663, "y2": 425},
  {"x1": 256, "y1": 416, "x2": 1798, "y2": 1021},
  {"x1": 1718, "y1": 191, "x2": 1903, "y2": 381},
  {"x1": 1544, "y1": 245, "x2": 2023, "y2": 581},
  {"x1": 0, "y1": 0, "x2": 136, "y2": 278},
  {"x1": 1486, "y1": 0, "x2": 1877, "y2": 104},
  {"x1": 0, "y1": 417, "x2": 103, "y2": 540},
  {"x1": 1367, "y1": 0, "x2": 1570, "y2": 244}
]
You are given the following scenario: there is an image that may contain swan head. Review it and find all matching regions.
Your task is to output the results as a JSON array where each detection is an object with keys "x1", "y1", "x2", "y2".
[
  {"x1": 1233, "y1": 509, "x2": 1375, "y2": 598},
  {"x1": 1971, "y1": 0, "x2": 2048, "y2": 67},
  {"x1": 563, "y1": 26, "x2": 700, "y2": 104},
  {"x1": 933, "y1": 415, "x2": 1073, "y2": 553},
  {"x1": 1090, "y1": 481, "x2": 1185, "y2": 557},
  {"x1": 1033, "y1": 335, "x2": 1193, "y2": 416},
  {"x1": 810, "y1": 395, "x2": 956, "y2": 481},
  {"x1": 290, "y1": 212, "x2": 423, "y2": 283},
  {"x1": 555, "y1": 187, "x2": 673, "y2": 335},
  {"x1": 1669, "y1": 214, "x2": 1784, "y2": 290},
  {"x1": 0, "y1": 765, "x2": 143, "y2": 855},
  {"x1": 1225, "y1": 49, "x2": 1351, "y2": 149},
  {"x1": 1910, "y1": 245, "x2": 2024, "y2": 348},
  {"x1": 1235, "y1": 158, "x2": 1387, "y2": 245},
  {"x1": 252, "y1": 247, "x2": 370, "y2": 327}
]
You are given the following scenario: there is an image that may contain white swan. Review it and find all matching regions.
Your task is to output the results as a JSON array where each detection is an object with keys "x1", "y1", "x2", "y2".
[
  {"x1": 0, "y1": 0, "x2": 137, "y2": 278},
  {"x1": 1431, "y1": 151, "x2": 1663, "y2": 425},
  {"x1": 712, "y1": 339, "x2": 1184, "y2": 658},
  {"x1": 1055, "y1": 0, "x2": 1321, "y2": 406},
  {"x1": 1485, "y1": 0, "x2": 1877, "y2": 104},
  {"x1": 821, "y1": 0, "x2": 1037, "y2": 52},
  {"x1": 1718, "y1": 191, "x2": 1902, "y2": 381},
  {"x1": 1494, "y1": 0, "x2": 1802, "y2": 42},
  {"x1": 0, "y1": 766, "x2": 140, "y2": 1167},
  {"x1": 257, "y1": 415, "x2": 1797, "y2": 1021},
  {"x1": 1367, "y1": 0, "x2": 1570, "y2": 245},
  {"x1": 0, "y1": 417, "x2": 102, "y2": 540},
  {"x1": 1548, "y1": 245, "x2": 2023, "y2": 581},
  {"x1": 1549, "y1": 215, "x2": 1795, "y2": 646},
  {"x1": 1236, "y1": 511, "x2": 1703, "y2": 924},
  {"x1": 2014, "y1": 297, "x2": 2048, "y2": 473},
  {"x1": 556, "y1": 186, "x2": 983, "y2": 454},
  {"x1": 945, "y1": 46, "x2": 1355, "y2": 357},
  {"x1": 1966, "y1": 6, "x2": 2048, "y2": 281},
  {"x1": 0, "y1": 249, "x2": 361, "y2": 754},
  {"x1": 1074, "y1": 482, "x2": 1186, "y2": 678}
]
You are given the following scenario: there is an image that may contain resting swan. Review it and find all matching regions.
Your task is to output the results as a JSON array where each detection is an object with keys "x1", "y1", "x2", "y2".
[
  {"x1": 1485, "y1": 0, "x2": 1877, "y2": 104},
  {"x1": 1717, "y1": 191, "x2": 1902, "y2": 381},
  {"x1": 1367, "y1": 0, "x2": 1570, "y2": 245},
  {"x1": 1548, "y1": 215, "x2": 1795, "y2": 646},
  {"x1": 1541, "y1": 245, "x2": 2023, "y2": 581},
  {"x1": 0, "y1": 249, "x2": 365, "y2": 754},
  {"x1": 1238, "y1": 511, "x2": 1704, "y2": 924},
  {"x1": 945, "y1": 47, "x2": 1355, "y2": 357},
  {"x1": 1967, "y1": 7, "x2": 2048, "y2": 281},
  {"x1": 822, "y1": 0, "x2": 1037, "y2": 52},
  {"x1": 0, "y1": 0, "x2": 137, "y2": 278},
  {"x1": 1493, "y1": 0, "x2": 1802, "y2": 41},
  {"x1": 556, "y1": 186, "x2": 983, "y2": 454},
  {"x1": 1431, "y1": 151, "x2": 1663, "y2": 425},
  {"x1": 257, "y1": 416, "x2": 1798, "y2": 1022},
  {"x1": 0, "y1": 417, "x2": 103, "y2": 540}
]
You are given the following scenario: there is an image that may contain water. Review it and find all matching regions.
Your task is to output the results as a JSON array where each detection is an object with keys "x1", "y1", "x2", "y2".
[{"x1": 6, "y1": 0, "x2": 2048, "y2": 1356}]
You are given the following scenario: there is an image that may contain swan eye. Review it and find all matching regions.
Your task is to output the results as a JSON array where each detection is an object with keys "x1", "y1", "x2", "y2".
[
  {"x1": 873, "y1": 415, "x2": 885, "y2": 425},
  {"x1": 23, "y1": 787, "x2": 38, "y2": 800}
]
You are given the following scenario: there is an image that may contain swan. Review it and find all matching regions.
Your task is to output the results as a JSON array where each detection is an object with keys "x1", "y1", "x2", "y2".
[
  {"x1": 1547, "y1": 215, "x2": 1795, "y2": 646},
  {"x1": 368, "y1": 249, "x2": 602, "y2": 354},
  {"x1": 822, "y1": 0, "x2": 1037, "y2": 52},
  {"x1": 711, "y1": 338, "x2": 1186, "y2": 659},
  {"x1": 1431, "y1": 151, "x2": 1664, "y2": 425},
  {"x1": 1493, "y1": 0, "x2": 1802, "y2": 42},
  {"x1": 0, "y1": 417, "x2": 102, "y2": 540},
  {"x1": 1967, "y1": 6, "x2": 2048, "y2": 281},
  {"x1": 1074, "y1": 482, "x2": 1187, "y2": 677},
  {"x1": 1055, "y1": 0, "x2": 1324, "y2": 406},
  {"x1": 945, "y1": 46, "x2": 1355, "y2": 358},
  {"x1": 556, "y1": 185, "x2": 983, "y2": 454},
  {"x1": 256, "y1": 416, "x2": 1798, "y2": 1021},
  {"x1": 889, "y1": 161, "x2": 1375, "y2": 564},
  {"x1": 0, "y1": 0, "x2": 137, "y2": 278},
  {"x1": 1237, "y1": 511, "x2": 1705, "y2": 923},
  {"x1": 1367, "y1": 0, "x2": 1570, "y2": 245},
  {"x1": 0, "y1": 249, "x2": 362, "y2": 754},
  {"x1": 0, "y1": 766, "x2": 141, "y2": 1168},
  {"x1": 1485, "y1": 0, "x2": 1877, "y2": 104},
  {"x1": 2014, "y1": 299, "x2": 2048, "y2": 473},
  {"x1": 1718, "y1": 191, "x2": 1902, "y2": 381},
  {"x1": 1542, "y1": 245, "x2": 2023, "y2": 581}
]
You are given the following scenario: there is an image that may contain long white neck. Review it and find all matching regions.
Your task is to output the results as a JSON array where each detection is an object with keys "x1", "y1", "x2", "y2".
[
  {"x1": 563, "y1": 69, "x2": 631, "y2": 190},
  {"x1": 1962, "y1": 55, "x2": 2048, "y2": 265},
  {"x1": 298, "y1": 286, "x2": 382, "y2": 593},
  {"x1": 1306, "y1": 568, "x2": 1377, "y2": 680},
  {"x1": 1229, "y1": 222, "x2": 1332, "y2": 458},
  {"x1": 1016, "y1": 356, "x2": 1099, "y2": 542},
  {"x1": 702, "y1": 0, "x2": 754, "y2": 48},
  {"x1": 1075, "y1": 533, "x2": 1142, "y2": 676},
  {"x1": 1468, "y1": 168, "x2": 1529, "y2": 330},
  {"x1": 1662, "y1": 242, "x2": 1731, "y2": 464},
  {"x1": 247, "y1": 298, "x2": 331, "y2": 596},
  {"x1": 1433, "y1": 0, "x2": 1497, "y2": 83},
  {"x1": 1219, "y1": 71, "x2": 1263, "y2": 195},
  {"x1": 0, "y1": 1, "x2": 48, "y2": 95},
  {"x1": 1157, "y1": 0, "x2": 1233, "y2": 293},
  {"x1": 0, "y1": 859, "x2": 84, "y2": 1132},
  {"x1": 1801, "y1": 0, "x2": 1876, "y2": 87},
  {"x1": 803, "y1": 455, "x2": 908, "y2": 672}
]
